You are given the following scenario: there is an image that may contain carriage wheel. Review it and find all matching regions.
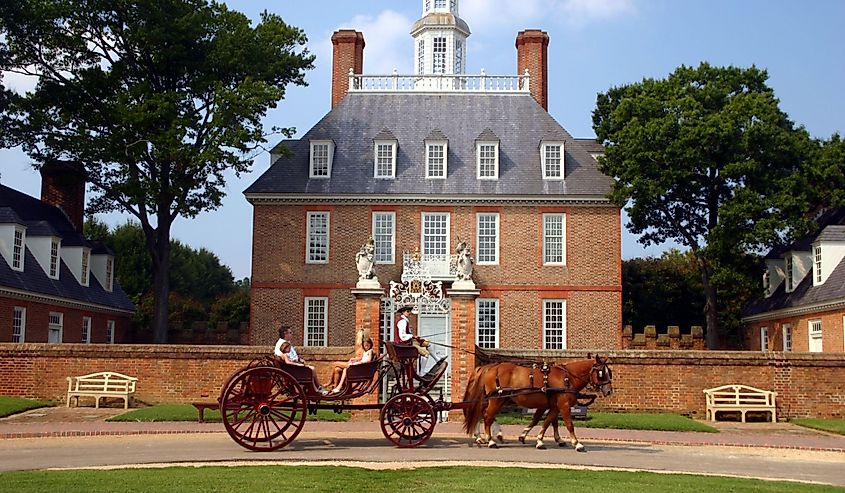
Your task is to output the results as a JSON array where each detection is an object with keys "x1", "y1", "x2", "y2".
[
  {"x1": 221, "y1": 366, "x2": 307, "y2": 451},
  {"x1": 379, "y1": 393, "x2": 436, "y2": 448}
]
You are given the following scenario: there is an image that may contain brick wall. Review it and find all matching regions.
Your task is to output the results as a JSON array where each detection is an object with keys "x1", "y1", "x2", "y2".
[
  {"x1": 747, "y1": 308, "x2": 845, "y2": 353},
  {"x1": 2, "y1": 345, "x2": 842, "y2": 419},
  {"x1": 0, "y1": 296, "x2": 131, "y2": 343},
  {"x1": 250, "y1": 203, "x2": 621, "y2": 350}
]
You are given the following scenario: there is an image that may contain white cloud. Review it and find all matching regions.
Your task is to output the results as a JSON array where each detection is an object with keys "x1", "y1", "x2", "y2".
[{"x1": 315, "y1": 10, "x2": 414, "y2": 75}]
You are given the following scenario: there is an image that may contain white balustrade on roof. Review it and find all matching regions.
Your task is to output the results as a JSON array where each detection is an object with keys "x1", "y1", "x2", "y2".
[{"x1": 349, "y1": 69, "x2": 530, "y2": 94}]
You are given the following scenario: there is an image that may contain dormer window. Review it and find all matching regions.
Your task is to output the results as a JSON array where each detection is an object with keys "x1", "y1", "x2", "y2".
[
  {"x1": 814, "y1": 245, "x2": 822, "y2": 284},
  {"x1": 106, "y1": 257, "x2": 114, "y2": 292},
  {"x1": 762, "y1": 270, "x2": 770, "y2": 295},
  {"x1": 785, "y1": 256, "x2": 794, "y2": 292},
  {"x1": 426, "y1": 142, "x2": 447, "y2": 178},
  {"x1": 476, "y1": 142, "x2": 499, "y2": 179},
  {"x1": 374, "y1": 141, "x2": 397, "y2": 178},
  {"x1": 309, "y1": 140, "x2": 334, "y2": 178},
  {"x1": 541, "y1": 141, "x2": 564, "y2": 180},
  {"x1": 80, "y1": 248, "x2": 90, "y2": 286},
  {"x1": 49, "y1": 238, "x2": 60, "y2": 279},
  {"x1": 12, "y1": 227, "x2": 24, "y2": 271}
]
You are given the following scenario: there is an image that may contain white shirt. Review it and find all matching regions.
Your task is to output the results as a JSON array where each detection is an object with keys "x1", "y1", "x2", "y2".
[
  {"x1": 397, "y1": 315, "x2": 413, "y2": 343},
  {"x1": 360, "y1": 348, "x2": 373, "y2": 363},
  {"x1": 273, "y1": 337, "x2": 299, "y2": 361}
]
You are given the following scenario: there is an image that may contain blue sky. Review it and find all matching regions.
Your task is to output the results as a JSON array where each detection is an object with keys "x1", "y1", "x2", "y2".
[{"x1": 2, "y1": 0, "x2": 843, "y2": 279}]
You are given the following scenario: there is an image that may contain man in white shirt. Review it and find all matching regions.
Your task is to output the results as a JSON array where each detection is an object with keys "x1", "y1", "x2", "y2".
[
  {"x1": 394, "y1": 305, "x2": 431, "y2": 357},
  {"x1": 273, "y1": 326, "x2": 304, "y2": 363}
]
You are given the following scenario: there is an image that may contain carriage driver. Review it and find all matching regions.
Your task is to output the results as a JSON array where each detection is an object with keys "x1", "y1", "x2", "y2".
[{"x1": 394, "y1": 304, "x2": 432, "y2": 357}]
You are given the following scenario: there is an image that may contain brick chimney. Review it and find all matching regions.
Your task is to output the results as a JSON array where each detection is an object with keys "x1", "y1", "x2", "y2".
[
  {"x1": 516, "y1": 29, "x2": 549, "y2": 111},
  {"x1": 40, "y1": 160, "x2": 86, "y2": 233},
  {"x1": 331, "y1": 30, "x2": 365, "y2": 108}
]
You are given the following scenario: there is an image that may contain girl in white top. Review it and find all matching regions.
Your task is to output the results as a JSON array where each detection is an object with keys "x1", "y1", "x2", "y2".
[{"x1": 330, "y1": 338, "x2": 375, "y2": 394}]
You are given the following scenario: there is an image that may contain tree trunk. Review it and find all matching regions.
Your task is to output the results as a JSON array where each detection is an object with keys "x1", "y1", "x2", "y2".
[
  {"x1": 151, "y1": 221, "x2": 172, "y2": 344},
  {"x1": 698, "y1": 259, "x2": 720, "y2": 349}
]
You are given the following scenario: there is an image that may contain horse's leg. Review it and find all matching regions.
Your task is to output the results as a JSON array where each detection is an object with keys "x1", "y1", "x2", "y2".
[
  {"x1": 492, "y1": 420, "x2": 504, "y2": 443},
  {"x1": 535, "y1": 407, "x2": 559, "y2": 450},
  {"x1": 519, "y1": 407, "x2": 544, "y2": 444},
  {"x1": 553, "y1": 413, "x2": 565, "y2": 447},
  {"x1": 558, "y1": 396, "x2": 585, "y2": 452},
  {"x1": 484, "y1": 398, "x2": 505, "y2": 448}
]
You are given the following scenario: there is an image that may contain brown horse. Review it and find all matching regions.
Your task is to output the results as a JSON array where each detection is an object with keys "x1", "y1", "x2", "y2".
[{"x1": 463, "y1": 355, "x2": 613, "y2": 451}]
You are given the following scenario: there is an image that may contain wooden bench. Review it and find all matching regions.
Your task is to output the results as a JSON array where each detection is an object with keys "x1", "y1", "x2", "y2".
[
  {"x1": 703, "y1": 384, "x2": 777, "y2": 423},
  {"x1": 66, "y1": 371, "x2": 137, "y2": 409},
  {"x1": 192, "y1": 402, "x2": 219, "y2": 422}
]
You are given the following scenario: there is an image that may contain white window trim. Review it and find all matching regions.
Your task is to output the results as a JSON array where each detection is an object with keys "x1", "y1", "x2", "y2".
[
  {"x1": 540, "y1": 141, "x2": 565, "y2": 180},
  {"x1": 782, "y1": 323, "x2": 792, "y2": 352},
  {"x1": 12, "y1": 226, "x2": 25, "y2": 272},
  {"x1": 303, "y1": 297, "x2": 328, "y2": 347},
  {"x1": 372, "y1": 212, "x2": 396, "y2": 264},
  {"x1": 476, "y1": 141, "x2": 499, "y2": 180},
  {"x1": 542, "y1": 213, "x2": 567, "y2": 266},
  {"x1": 80, "y1": 247, "x2": 90, "y2": 287},
  {"x1": 105, "y1": 257, "x2": 114, "y2": 292},
  {"x1": 48, "y1": 311, "x2": 63, "y2": 343},
  {"x1": 760, "y1": 326, "x2": 769, "y2": 351},
  {"x1": 305, "y1": 211, "x2": 330, "y2": 264},
  {"x1": 542, "y1": 299, "x2": 567, "y2": 350},
  {"x1": 82, "y1": 316, "x2": 92, "y2": 343},
  {"x1": 808, "y1": 319, "x2": 822, "y2": 353},
  {"x1": 785, "y1": 256, "x2": 794, "y2": 292},
  {"x1": 49, "y1": 238, "x2": 60, "y2": 279},
  {"x1": 421, "y1": 212, "x2": 451, "y2": 258},
  {"x1": 107, "y1": 320, "x2": 115, "y2": 344},
  {"x1": 476, "y1": 212, "x2": 499, "y2": 265},
  {"x1": 814, "y1": 245, "x2": 822, "y2": 285},
  {"x1": 425, "y1": 141, "x2": 448, "y2": 179},
  {"x1": 374, "y1": 140, "x2": 397, "y2": 179},
  {"x1": 475, "y1": 298, "x2": 500, "y2": 349},
  {"x1": 12, "y1": 306, "x2": 26, "y2": 343},
  {"x1": 309, "y1": 140, "x2": 334, "y2": 178}
]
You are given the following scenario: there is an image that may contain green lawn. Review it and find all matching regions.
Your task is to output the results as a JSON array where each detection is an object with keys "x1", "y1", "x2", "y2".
[
  {"x1": 107, "y1": 404, "x2": 350, "y2": 423},
  {"x1": 790, "y1": 418, "x2": 845, "y2": 436},
  {"x1": 1, "y1": 465, "x2": 839, "y2": 493},
  {"x1": 495, "y1": 411, "x2": 717, "y2": 433},
  {"x1": 0, "y1": 396, "x2": 53, "y2": 418}
]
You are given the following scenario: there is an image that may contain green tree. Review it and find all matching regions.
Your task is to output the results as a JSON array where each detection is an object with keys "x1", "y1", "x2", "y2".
[
  {"x1": 593, "y1": 63, "x2": 810, "y2": 348},
  {"x1": 1, "y1": 1, "x2": 313, "y2": 342}
]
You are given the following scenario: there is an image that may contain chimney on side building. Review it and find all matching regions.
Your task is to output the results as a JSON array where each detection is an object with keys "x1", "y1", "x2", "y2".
[
  {"x1": 40, "y1": 160, "x2": 86, "y2": 233},
  {"x1": 516, "y1": 29, "x2": 549, "y2": 111},
  {"x1": 331, "y1": 30, "x2": 365, "y2": 108}
]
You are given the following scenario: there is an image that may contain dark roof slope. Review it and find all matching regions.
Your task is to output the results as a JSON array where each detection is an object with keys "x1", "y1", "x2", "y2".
[
  {"x1": 0, "y1": 183, "x2": 134, "y2": 312},
  {"x1": 245, "y1": 93, "x2": 613, "y2": 198},
  {"x1": 743, "y1": 258, "x2": 845, "y2": 317}
]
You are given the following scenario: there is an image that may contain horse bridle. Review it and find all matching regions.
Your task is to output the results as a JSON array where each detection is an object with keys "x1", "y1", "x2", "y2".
[{"x1": 590, "y1": 360, "x2": 613, "y2": 394}]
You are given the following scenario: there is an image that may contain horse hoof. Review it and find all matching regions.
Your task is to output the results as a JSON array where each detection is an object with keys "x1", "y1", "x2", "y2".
[
  {"x1": 496, "y1": 435, "x2": 505, "y2": 444},
  {"x1": 558, "y1": 442, "x2": 567, "y2": 448},
  {"x1": 536, "y1": 443, "x2": 546, "y2": 450},
  {"x1": 576, "y1": 445, "x2": 586, "y2": 453},
  {"x1": 487, "y1": 442, "x2": 498, "y2": 449},
  {"x1": 518, "y1": 436, "x2": 525, "y2": 444}
]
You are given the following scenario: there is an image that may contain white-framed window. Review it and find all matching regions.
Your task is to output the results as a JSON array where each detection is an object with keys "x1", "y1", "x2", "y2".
[
  {"x1": 785, "y1": 256, "x2": 794, "y2": 292},
  {"x1": 808, "y1": 319, "x2": 822, "y2": 352},
  {"x1": 306, "y1": 212, "x2": 330, "y2": 264},
  {"x1": 106, "y1": 320, "x2": 115, "y2": 344},
  {"x1": 304, "y1": 297, "x2": 328, "y2": 346},
  {"x1": 80, "y1": 248, "x2": 90, "y2": 286},
  {"x1": 435, "y1": 0, "x2": 447, "y2": 8},
  {"x1": 760, "y1": 327, "x2": 769, "y2": 351},
  {"x1": 476, "y1": 142, "x2": 499, "y2": 179},
  {"x1": 814, "y1": 245, "x2": 822, "y2": 284},
  {"x1": 49, "y1": 238, "x2": 60, "y2": 279},
  {"x1": 12, "y1": 306, "x2": 26, "y2": 343},
  {"x1": 422, "y1": 212, "x2": 449, "y2": 257},
  {"x1": 82, "y1": 316, "x2": 92, "y2": 343},
  {"x1": 476, "y1": 299, "x2": 499, "y2": 349},
  {"x1": 105, "y1": 257, "x2": 114, "y2": 292},
  {"x1": 48, "y1": 311, "x2": 63, "y2": 343},
  {"x1": 372, "y1": 212, "x2": 395, "y2": 264},
  {"x1": 541, "y1": 142, "x2": 564, "y2": 179},
  {"x1": 543, "y1": 300, "x2": 567, "y2": 350},
  {"x1": 476, "y1": 213, "x2": 499, "y2": 264},
  {"x1": 380, "y1": 298, "x2": 395, "y2": 342},
  {"x1": 426, "y1": 142, "x2": 447, "y2": 179},
  {"x1": 432, "y1": 36, "x2": 446, "y2": 74},
  {"x1": 782, "y1": 323, "x2": 792, "y2": 352},
  {"x1": 374, "y1": 141, "x2": 396, "y2": 178},
  {"x1": 454, "y1": 39, "x2": 463, "y2": 74},
  {"x1": 762, "y1": 270, "x2": 770, "y2": 296},
  {"x1": 309, "y1": 140, "x2": 334, "y2": 178},
  {"x1": 543, "y1": 213, "x2": 566, "y2": 265},
  {"x1": 12, "y1": 227, "x2": 24, "y2": 271},
  {"x1": 417, "y1": 38, "x2": 425, "y2": 74}
]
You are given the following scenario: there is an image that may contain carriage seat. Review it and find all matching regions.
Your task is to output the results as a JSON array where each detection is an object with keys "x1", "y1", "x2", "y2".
[
  {"x1": 383, "y1": 341, "x2": 420, "y2": 361},
  {"x1": 344, "y1": 354, "x2": 384, "y2": 383}
]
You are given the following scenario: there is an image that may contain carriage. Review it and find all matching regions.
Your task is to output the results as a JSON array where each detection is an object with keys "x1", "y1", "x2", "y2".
[{"x1": 219, "y1": 341, "x2": 613, "y2": 452}]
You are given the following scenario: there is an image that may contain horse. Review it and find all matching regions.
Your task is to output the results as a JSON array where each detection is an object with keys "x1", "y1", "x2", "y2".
[{"x1": 462, "y1": 354, "x2": 613, "y2": 451}]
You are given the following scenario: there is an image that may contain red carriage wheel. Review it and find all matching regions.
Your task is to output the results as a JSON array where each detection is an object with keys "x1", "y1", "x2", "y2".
[
  {"x1": 221, "y1": 366, "x2": 307, "y2": 451},
  {"x1": 379, "y1": 393, "x2": 436, "y2": 448}
]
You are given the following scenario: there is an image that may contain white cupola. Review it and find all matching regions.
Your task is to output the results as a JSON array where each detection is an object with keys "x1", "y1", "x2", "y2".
[{"x1": 412, "y1": 0, "x2": 470, "y2": 76}]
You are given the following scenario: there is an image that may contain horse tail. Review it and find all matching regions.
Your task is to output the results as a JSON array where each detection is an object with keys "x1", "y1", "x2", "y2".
[{"x1": 462, "y1": 364, "x2": 491, "y2": 435}]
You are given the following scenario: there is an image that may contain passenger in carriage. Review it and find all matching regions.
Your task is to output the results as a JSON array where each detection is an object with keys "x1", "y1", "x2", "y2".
[
  {"x1": 273, "y1": 326, "x2": 306, "y2": 364},
  {"x1": 329, "y1": 338, "x2": 375, "y2": 394},
  {"x1": 394, "y1": 305, "x2": 432, "y2": 357}
]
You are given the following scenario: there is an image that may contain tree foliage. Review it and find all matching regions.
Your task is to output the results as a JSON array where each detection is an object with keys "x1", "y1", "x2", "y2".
[
  {"x1": 1, "y1": 1, "x2": 313, "y2": 342},
  {"x1": 593, "y1": 63, "x2": 811, "y2": 347}
]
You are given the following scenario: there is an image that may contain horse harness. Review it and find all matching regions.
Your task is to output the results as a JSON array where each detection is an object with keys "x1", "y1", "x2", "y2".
[{"x1": 486, "y1": 361, "x2": 598, "y2": 404}]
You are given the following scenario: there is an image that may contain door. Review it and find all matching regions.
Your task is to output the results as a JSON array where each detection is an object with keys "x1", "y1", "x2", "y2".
[
  {"x1": 808, "y1": 320, "x2": 823, "y2": 352},
  {"x1": 418, "y1": 313, "x2": 451, "y2": 420}
]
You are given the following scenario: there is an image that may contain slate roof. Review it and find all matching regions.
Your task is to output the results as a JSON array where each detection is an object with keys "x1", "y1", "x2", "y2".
[
  {"x1": 0, "y1": 183, "x2": 134, "y2": 312},
  {"x1": 246, "y1": 93, "x2": 613, "y2": 199}
]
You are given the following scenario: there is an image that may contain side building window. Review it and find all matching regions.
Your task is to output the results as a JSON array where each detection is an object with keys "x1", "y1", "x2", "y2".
[
  {"x1": 82, "y1": 316, "x2": 92, "y2": 343},
  {"x1": 12, "y1": 306, "x2": 26, "y2": 343},
  {"x1": 543, "y1": 300, "x2": 567, "y2": 350},
  {"x1": 48, "y1": 312, "x2": 63, "y2": 343},
  {"x1": 808, "y1": 319, "x2": 822, "y2": 352},
  {"x1": 543, "y1": 213, "x2": 566, "y2": 265},
  {"x1": 304, "y1": 297, "x2": 328, "y2": 346},
  {"x1": 782, "y1": 324, "x2": 792, "y2": 352},
  {"x1": 476, "y1": 299, "x2": 499, "y2": 349},
  {"x1": 476, "y1": 213, "x2": 499, "y2": 264},
  {"x1": 107, "y1": 320, "x2": 115, "y2": 344},
  {"x1": 372, "y1": 212, "x2": 395, "y2": 264},
  {"x1": 760, "y1": 327, "x2": 769, "y2": 351},
  {"x1": 306, "y1": 212, "x2": 329, "y2": 264}
]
